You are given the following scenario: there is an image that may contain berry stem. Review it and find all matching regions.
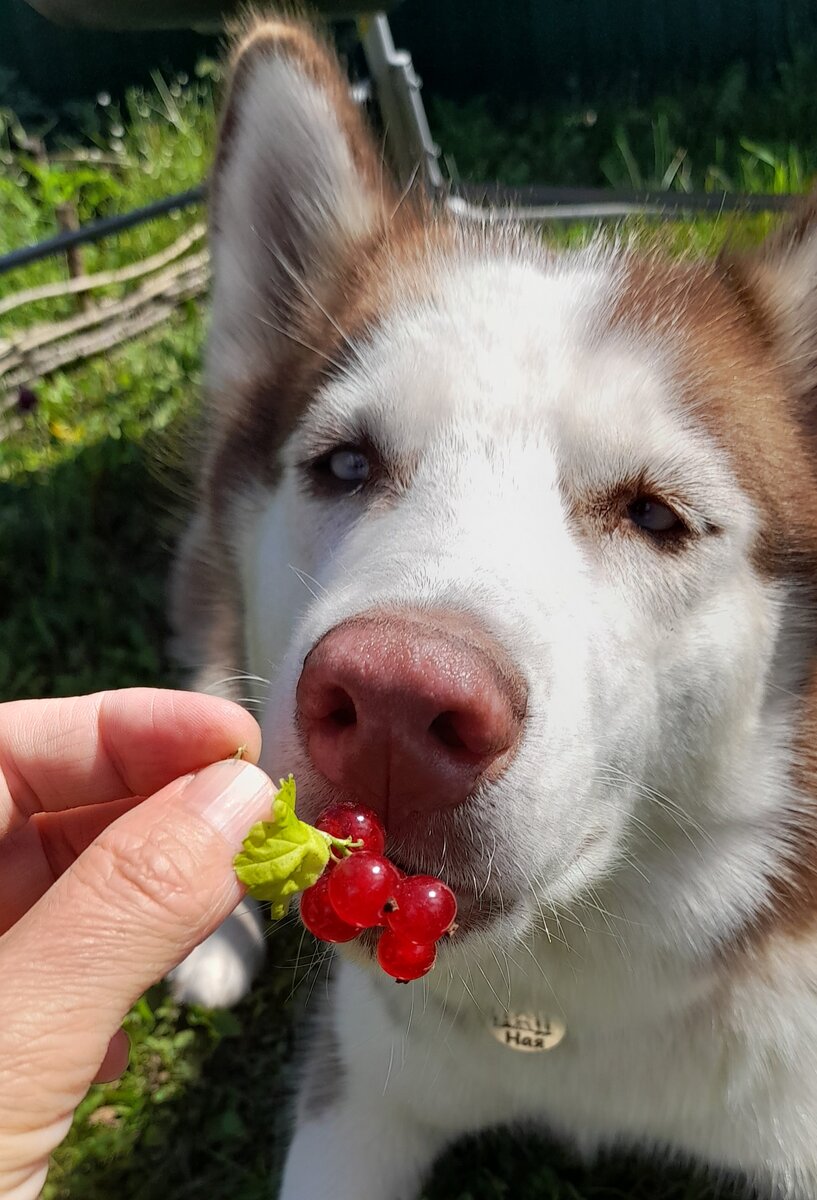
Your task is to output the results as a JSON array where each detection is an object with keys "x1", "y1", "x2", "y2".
[{"x1": 319, "y1": 831, "x2": 364, "y2": 861}]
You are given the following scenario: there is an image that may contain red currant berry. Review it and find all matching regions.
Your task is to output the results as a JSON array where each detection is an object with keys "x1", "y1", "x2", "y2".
[
  {"x1": 327, "y1": 852, "x2": 400, "y2": 928},
  {"x1": 316, "y1": 803, "x2": 386, "y2": 856},
  {"x1": 300, "y1": 875, "x2": 359, "y2": 943},
  {"x1": 385, "y1": 875, "x2": 457, "y2": 944},
  {"x1": 377, "y1": 931, "x2": 437, "y2": 982}
]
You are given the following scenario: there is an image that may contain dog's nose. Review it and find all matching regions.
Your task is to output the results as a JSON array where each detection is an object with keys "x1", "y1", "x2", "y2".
[{"x1": 296, "y1": 612, "x2": 526, "y2": 822}]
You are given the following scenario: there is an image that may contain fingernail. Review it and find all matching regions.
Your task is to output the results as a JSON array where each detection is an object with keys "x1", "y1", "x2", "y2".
[{"x1": 182, "y1": 760, "x2": 274, "y2": 846}]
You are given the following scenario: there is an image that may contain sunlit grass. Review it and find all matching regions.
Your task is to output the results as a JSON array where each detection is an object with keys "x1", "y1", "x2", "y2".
[{"x1": 1, "y1": 51, "x2": 814, "y2": 1200}]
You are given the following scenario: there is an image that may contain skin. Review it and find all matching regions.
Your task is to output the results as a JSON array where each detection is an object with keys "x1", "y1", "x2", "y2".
[{"x1": 0, "y1": 688, "x2": 275, "y2": 1200}]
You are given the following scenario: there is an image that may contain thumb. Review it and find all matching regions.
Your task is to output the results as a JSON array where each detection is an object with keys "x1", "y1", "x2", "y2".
[{"x1": 0, "y1": 759, "x2": 274, "y2": 1196}]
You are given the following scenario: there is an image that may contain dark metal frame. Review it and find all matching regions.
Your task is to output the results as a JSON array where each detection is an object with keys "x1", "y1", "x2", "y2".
[{"x1": 0, "y1": 187, "x2": 206, "y2": 276}]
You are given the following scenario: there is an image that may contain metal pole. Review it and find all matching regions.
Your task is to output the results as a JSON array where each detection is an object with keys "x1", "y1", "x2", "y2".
[
  {"x1": 357, "y1": 13, "x2": 443, "y2": 193},
  {"x1": 0, "y1": 186, "x2": 205, "y2": 276}
]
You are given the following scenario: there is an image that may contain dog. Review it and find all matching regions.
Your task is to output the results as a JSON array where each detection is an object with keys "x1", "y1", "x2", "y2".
[{"x1": 168, "y1": 16, "x2": 817, "y2": 1199}]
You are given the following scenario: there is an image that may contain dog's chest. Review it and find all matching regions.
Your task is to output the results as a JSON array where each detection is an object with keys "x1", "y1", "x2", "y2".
[{"x1": 332, "y1": 940, "x2": 817, "y2": 1170}]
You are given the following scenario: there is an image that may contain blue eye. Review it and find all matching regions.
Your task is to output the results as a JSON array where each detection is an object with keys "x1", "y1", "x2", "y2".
[
  {"x1": 328, "y1": 448, "x2": 370, "y2": 484},
  {"x1": 305, "y1": 443, "x2": 375, "y2": 497},
  {"x1": 628, "y1": 497, "x2": 684, "y2": 535}
]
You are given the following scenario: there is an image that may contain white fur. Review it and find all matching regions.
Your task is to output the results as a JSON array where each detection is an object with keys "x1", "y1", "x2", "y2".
[
  {"x1": 229, "y1": 249, "x2": 817, "y2": 1199},
  {"x1": 176, "y1": 35, "x2": 817, "y2": 1200},
  {"x1": 207, "y1": 56, "x2": 379, "y2": 398}
]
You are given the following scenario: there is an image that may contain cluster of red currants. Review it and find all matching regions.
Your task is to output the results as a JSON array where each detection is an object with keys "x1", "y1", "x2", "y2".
[{"x1": 299, "y1": 804, "x2": 457, "y2": 982}]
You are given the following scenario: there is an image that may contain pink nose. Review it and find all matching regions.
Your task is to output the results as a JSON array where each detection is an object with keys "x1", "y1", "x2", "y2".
[{"x1": 296, "y1": 612, "x2": 526, "y2": 822}]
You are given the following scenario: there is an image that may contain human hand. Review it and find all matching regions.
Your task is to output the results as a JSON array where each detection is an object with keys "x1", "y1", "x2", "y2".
[{"x1": 0, "y1": 689, "x2": 274, "y2": 1200}]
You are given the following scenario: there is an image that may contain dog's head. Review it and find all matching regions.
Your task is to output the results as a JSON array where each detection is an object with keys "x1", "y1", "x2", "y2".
[{"x1": 176, "y1": 19, "x2": 817, "y2": 957}]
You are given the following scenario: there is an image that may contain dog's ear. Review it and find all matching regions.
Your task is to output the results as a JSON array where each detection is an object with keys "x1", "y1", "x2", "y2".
[
  {"x1": 207, "y1": 18, "x2": 394, "y2": 393},
  {"x1": 732, "y1": 198, "x2": 817, "y2": 397}
]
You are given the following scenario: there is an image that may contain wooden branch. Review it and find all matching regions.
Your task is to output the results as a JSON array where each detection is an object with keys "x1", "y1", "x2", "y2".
[
  {"x1": 0, "y1": 250, "x2": 210, "y2": 368},
  {"x1": 55, "y1": 200, "x2": 91, "y2": 313},
  {"x1": 48, "y1": 152, "x2": 127, "y2": 168},
  {"x1": 0, "y1": 223, "x2": 207, "y2": 319},
  {"x1": 1, "y1": 261, "x2": 209, "y2": 404}
]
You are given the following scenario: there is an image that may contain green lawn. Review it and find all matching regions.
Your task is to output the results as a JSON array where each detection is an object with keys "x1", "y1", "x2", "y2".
[{"x1": 1, "y1": 52, "x2": 810, "y2": 1199}]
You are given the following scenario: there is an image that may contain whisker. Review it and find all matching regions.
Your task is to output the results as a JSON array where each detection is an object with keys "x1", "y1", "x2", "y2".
[
  {"x1": 302, "y1": 944, "x2": 336, "y2": 1011},
  {"x1": 597, "y1": 762, "x2": 712, "y2": 852},
  {"x1": 473, "y1": 958, "x2": 510, "y2": 1012},
  {"x1": 204, "y1": 671, "x2": 272, "y2": 690},
  {"x1": 487, "y1": 942, "x2": 513, "y2": 1005},
  {"x1": 254, "y1": 312, "x2": 345, "y2": 369},
  {"x1": 517, "y1": 861, "x2": 572, "y2": 949},
  {"x1": 593, "y1": 772, "x2": 697, "y2": 864},
  {"x1": 616, "y1": 848, "x2": 652, "y2": 886},
  {"x1": 455, "y1": 966, "x2": 488, "y2": 1021},
  {"x1": 389, "y1": 160, "x2": 421, "y2": 221},
  {"x1": 575, "y1": 877, "x2": 632, "y2": 960},
  {"x1": 288, "y1": 566, "x2": 328, "y2": 597},
  {"x1": 288, "y1": 923, "x2": 311, "y2": 1003},
  {"x1": 430, "y1": 963, "x2": 457, "y2": 1048},
  {"x1": 252, "y1": 228, "x2": 366, "y2": 368},
  {"x1": 508, "y1": 938, "x2": 566, "y2": 1015},
  {"x1": 480, "y1": 832, "x2": 498, "y2": 900},
  {"x1": 382, "y1": 1038, "x2": 396, "y2": 1095},
  {"x1": 401, "y1": 982, "x2": 416, "y2": 1070},
  {"x1": 288, "y1": 563, "x2": 325, "y2": 603},
  {"x1": 597, "y1": 763, "x2": 708, "y2": 832}
]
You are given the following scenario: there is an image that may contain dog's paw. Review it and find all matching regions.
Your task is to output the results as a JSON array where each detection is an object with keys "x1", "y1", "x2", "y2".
[{"x1": 168, "y1": 899, "x2": 266, "y2": 1008}]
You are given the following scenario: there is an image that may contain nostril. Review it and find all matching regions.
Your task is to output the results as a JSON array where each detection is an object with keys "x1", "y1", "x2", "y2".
[
  {"x1": 429, "y1": 711, "x2": 468, "y2": 753},
  {"x1": 321, "y1": 686, "x2": 357, "y2": 730},
  {"x1": 429, "y1": 703, "x2": 514, "y2": 763}
]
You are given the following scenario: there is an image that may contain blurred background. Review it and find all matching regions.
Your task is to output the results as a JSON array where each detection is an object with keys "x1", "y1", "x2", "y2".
[{"x1": 1, "y1": 1, "x2": 814, "y2": 1196}]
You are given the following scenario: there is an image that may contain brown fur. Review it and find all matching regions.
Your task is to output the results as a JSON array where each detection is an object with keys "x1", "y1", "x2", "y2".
[
  {"x1": 568, "y1": 472, "x2": 702, "y2": 554},
  {"x1": 613, "y1": 244, "x2": 817, "y2": 946},
  {"x1": 612, "y1": 256, "x2": 817, "y2": 578}
]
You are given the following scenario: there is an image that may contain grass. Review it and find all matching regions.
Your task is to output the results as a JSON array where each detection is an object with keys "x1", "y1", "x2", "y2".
[
  {"x1": 1, "y1": 48, "x2": 814, "y2": 1199},
  {"x1": 431, "y1": 48, "x2": 817, "y2": 193},
  {"x1": 0, "y1": 63, "x2": 215, "y2": 332}
]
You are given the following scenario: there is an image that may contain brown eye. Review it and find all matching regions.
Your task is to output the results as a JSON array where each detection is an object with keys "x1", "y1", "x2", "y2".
[{"x1": 627, "y1": 497, "x2": 685, "y2": 536}]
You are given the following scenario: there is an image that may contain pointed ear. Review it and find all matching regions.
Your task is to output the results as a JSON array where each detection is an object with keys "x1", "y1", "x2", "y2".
[
  {"x1": 735, "y1": 198, "x2": 817, "y2": 395},
  {"x1": 207, "y1": 18, "x2": 395, "y2": 394}
]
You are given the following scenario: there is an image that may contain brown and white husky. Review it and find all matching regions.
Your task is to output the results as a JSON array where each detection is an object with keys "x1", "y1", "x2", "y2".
[{"x1": 169, "y1": 17, "x2": 817, "y2": 1199}]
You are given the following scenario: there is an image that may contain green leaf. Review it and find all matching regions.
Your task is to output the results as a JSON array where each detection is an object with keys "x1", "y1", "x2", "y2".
[
  {"x1": 233, "y1": 775, "x2": 330, "y2": 917},
  {"x1": 274, "y1": 774, "x2": 297, "y2": 814}
]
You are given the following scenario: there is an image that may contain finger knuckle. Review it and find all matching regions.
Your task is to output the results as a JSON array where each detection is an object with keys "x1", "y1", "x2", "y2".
[{"x1": 77, "y1": 824, "x2": 199, "y2": 919}]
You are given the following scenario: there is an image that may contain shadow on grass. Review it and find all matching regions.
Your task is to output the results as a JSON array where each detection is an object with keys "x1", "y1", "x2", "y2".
[{"x1": 0, "y1": 432, "x2": 187, "y2": 700}]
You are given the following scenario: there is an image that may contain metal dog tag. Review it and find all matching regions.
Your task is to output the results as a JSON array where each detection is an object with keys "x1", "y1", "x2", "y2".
[{"x1": 490, "y1": 1011, "x2": 567, "y2": 1053}]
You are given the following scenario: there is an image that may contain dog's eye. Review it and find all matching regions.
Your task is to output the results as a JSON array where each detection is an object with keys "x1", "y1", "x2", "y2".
[
  {"x1": 328, "y1": 448, "x2": 370, "y2": 483},
  {"x1": 307, "y1": 445, "x2": 371, "y2": 493},
  {"x1": 627, "y1": 497, "x2": 685, "y2": 536}
]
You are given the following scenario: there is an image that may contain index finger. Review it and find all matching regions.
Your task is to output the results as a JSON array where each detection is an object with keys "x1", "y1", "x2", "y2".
[{"x1": 0, "y1": 688, "x2": 261, "y2": 834}]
